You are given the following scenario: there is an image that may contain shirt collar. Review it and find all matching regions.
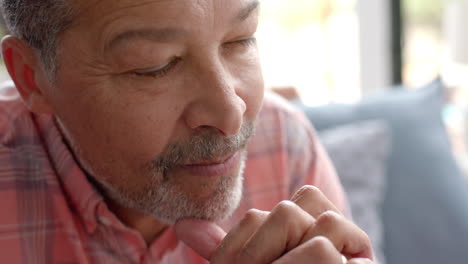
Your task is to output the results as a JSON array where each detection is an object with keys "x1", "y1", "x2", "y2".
[{"x1": 35, "y1": 113, "x2": 106, "y2": 233}]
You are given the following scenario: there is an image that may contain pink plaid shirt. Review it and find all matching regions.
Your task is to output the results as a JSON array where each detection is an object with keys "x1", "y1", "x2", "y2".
[{"x1": 0, "y1": 83, "x2": 348, "y2": 264}]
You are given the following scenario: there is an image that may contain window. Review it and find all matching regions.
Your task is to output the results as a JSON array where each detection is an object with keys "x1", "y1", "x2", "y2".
[{"x1": 257, "y1": 0, "x2": 361, "y2": 105}]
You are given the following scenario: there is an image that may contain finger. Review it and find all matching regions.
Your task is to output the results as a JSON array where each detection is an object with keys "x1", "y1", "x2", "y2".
[
  {"x1": 272, "y1": 236, "x2": 343, "y2": 264},
  {"x1": 210, "y1": 209, "x2": 269, "y2": 263},
  {"x1": 234, "y1": 201, "x2": 315, "y2": 264},
  {"x1": 300, "y1": 211, "x2": 373, "y2": 260},
  {"x1": 174, "y1": 219, "x2": 226, "y2": 260},
  {"x1": 291, "y1": 185, "x2": 341, "y2": 218},
  {"x1": 347, "y1": 258, "x2": 374, "y2": 264}
]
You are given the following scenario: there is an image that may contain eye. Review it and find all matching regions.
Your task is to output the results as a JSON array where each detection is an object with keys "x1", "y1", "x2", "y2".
[
  {"x1": 238, "y1": 37, "x2": 257, "y2": 47},
  {"x1": 224, "y1": 37, "x2": 257, "y2": 50},
  {"x1": 234, "y1": 37, "x2": 256, "y2": 46},
  {"x1": 131, "y1": 57, "x2": 182, "y2": 78}
]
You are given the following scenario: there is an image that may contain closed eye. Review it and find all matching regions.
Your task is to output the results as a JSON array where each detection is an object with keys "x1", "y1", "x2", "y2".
[
  {"x1": 227, "y1": 37, "x2": 257, "y2": 48},
  {"x1": 131, "y1": 57, "x2": 182, "y2": 78}
]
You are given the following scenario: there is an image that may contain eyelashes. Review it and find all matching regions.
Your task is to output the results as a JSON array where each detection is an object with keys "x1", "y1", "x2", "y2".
[
  {"x1": 223, "y1": 37, "x2": 257, "y2": 52},
  {"x1": 232, "y1": 37, "x2": 257, "y2": 47},
  {"x1": 131, "y1": 57, "x2": 182, "y2": 79},
  {"x1": 129, "y1": 37, "x2": 257, "y2": 79}
]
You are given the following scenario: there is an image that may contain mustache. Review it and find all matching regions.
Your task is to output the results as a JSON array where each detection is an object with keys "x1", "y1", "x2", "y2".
[{"x1": 149, "y1": 121, "x2": 255, "y2": 177}]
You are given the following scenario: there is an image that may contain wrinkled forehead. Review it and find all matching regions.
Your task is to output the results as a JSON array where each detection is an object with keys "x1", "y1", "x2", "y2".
[
  {"x1": 60, "y1": 0, "x2": 259, "y2": 55},
  {"x1": 70, "y1": 0, "x2": 258, "y2": 26}
]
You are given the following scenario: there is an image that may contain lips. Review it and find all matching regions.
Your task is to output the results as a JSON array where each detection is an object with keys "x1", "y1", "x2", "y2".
[
  {"x1": 184, "y1": 153, "x2": 236, "y2": 166},
  {"x1": 178, "y1": 151, "x2": 241, "y2": 177}
]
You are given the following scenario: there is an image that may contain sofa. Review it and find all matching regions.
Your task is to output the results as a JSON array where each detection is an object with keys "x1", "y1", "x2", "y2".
[{"x1": 295, "y1": 79, "x2": 468, "y2": 264}]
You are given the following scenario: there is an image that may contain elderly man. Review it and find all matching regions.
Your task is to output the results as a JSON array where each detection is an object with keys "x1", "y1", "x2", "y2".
[{"x1": 0, "y1": 0, "x2": 374, "y2": 263}]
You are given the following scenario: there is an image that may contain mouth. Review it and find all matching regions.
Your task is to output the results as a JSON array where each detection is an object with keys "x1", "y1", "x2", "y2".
[
  {"x1": 178, "y1": 151, "x2": 241, "y2": 177},
  {"x1": 184, "y1": 152, "x2": 236, "y2": 166}
]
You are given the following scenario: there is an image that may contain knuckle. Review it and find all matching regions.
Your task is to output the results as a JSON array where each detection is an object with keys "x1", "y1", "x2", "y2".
[
  {"x1": 241, "y1": 208, "x2": 266, "y2": 226},
  {"x1": 305, "y1": 236, "x2": 336, "y2": 258},
  {"x1": 316, "y1": 211, "x2": 372, "y2": 250},
  {"x1": 273, "y1": 200, "x2": 299, "y2": 218},
  {"x1": 309, "y1": 236, "x2": 333, "y2": 250},
  {"x1": 316, "y1": 210, "x2": 342, "y2": 229}
]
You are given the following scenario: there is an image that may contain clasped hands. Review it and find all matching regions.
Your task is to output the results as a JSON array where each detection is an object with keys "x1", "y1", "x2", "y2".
[{"x1": 175, "y1": 185, "x2": 374, "y2": 264}]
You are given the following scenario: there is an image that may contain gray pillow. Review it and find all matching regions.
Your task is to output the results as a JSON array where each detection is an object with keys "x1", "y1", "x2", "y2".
[
  {"x1": 299, "y1": 79, "x2": 468, "y2": 264},
  {"x1": 320, "y1": 120, "x2": 390, "y2": 264}
]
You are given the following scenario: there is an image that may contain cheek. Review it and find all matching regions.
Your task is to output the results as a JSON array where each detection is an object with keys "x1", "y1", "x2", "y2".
[
  {"x1": 245, "y1": 78, "x2": 264, "y2": 121},
  {"x1": 237, "y1": 61, "x2": 265, "y2": 120},
  {"x1": 91, "y1": 103, "x2": 176, "y2": 157},
  {"x1": 53, "y1": 83, "x2": 180, "y2": 173}
]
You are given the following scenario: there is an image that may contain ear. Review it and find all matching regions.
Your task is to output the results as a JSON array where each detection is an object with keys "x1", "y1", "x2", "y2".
[{"x1": 1, "y1": 35, "x2": 54, "y2": 114}]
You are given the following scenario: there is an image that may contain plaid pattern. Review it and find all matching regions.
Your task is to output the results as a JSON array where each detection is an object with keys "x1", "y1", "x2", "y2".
[{"x1": 0, "y1": 84, "x2": 348, "y2": 264}]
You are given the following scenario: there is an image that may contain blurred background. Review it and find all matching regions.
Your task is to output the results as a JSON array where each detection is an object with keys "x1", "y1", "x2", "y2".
[
  {"x1": 256, "y1": 0, "x2": 468, "y2": 162},
  {"x1": 258, "y1": 0, "x2": 443, "y2": 101}
]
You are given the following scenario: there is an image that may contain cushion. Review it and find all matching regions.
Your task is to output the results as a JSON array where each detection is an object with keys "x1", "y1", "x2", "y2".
[
  {"x1": 320, "y1": 120, "x2": 391, "y2": 264},
  {"x1": 299, "y1": 79, "x2": 468, "y2": 264}
]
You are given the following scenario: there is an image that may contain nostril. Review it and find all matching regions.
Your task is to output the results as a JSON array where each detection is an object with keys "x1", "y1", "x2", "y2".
[
  {"x1": 183, "y1": 87, "x2": 245, "y2": 137},
  {"x1": 194, "y1": 125, "x2": 225, "y2": 136}
]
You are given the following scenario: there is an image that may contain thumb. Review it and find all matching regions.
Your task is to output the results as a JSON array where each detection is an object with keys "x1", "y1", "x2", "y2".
[{"x1": 174, "y1": 219, "x2": 226, "y2": 260}]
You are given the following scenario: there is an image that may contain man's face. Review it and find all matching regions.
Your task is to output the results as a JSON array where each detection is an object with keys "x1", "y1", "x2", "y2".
[{"x1": 45, "y1": 0, "x2": 264, "y2": 223}]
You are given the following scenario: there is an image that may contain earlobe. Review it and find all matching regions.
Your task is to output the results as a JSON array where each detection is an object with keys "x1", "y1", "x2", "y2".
[{"x1": 1, "y1": 35, "x2": 54, "y2": 114}]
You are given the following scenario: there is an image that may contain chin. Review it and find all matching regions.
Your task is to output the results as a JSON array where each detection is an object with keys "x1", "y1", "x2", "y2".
[
  {"x1": 100, "y1": 151, "x2": 247, "y2": 224},
  {"x1": 154, "y1": 156, "x2": 246, "y2": 224}
]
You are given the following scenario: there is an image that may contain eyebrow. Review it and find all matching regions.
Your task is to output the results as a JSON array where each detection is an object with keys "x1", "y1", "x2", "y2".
[
  {"x1": 107, "y1": 0, "x2": 260, "y2": 50},
  {"x1": 236, "y1": 0, "x2": 260, "y2": 22},
  {"x1": 107, "y1": 27, "x2": 185, "y2": 50}
]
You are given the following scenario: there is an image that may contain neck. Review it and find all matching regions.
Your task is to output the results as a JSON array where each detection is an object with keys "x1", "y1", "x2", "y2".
[
  {"x1": 56, "y1": 122, "x2": 169, "y2": 244},
  {"x1": 83, "y1": 174, "x2": 168, "y2": 244}
]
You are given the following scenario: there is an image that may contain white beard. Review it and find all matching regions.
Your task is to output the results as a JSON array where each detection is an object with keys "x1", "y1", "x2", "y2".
[{"x1": 99, "y1": 151, "x2": 247, "y2": 224}]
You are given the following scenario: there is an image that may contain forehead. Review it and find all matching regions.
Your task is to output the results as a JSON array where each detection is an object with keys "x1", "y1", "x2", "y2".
[
  {"x1": 72, "y1": 0, "x2": 257, "y2": 27},
  {"x1": 67, "y1": 0, "x2": 259, "y2": 51}
]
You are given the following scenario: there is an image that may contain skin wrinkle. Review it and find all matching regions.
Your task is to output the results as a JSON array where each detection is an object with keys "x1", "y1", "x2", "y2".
[
  {"x1": 55, "y1": 35, "x2": 111, "y2": 83},
  {"x1": 108, "y1": 28, "x2": 187, "y2": 51},
  {"x1": 83, "y1": 1, "x2": 191, "y2": 58},
  {"x1": 2, "y1": 1, "x2": 375, "y2": 261},
  {"x1": 8, "y1": 0, "x2": 264, "y2": 243},
  {"x1": 72, "y1": 0, "x2": 169, "y2": 27},
  {"x1": 105, "y1": 1, "x2": 259, "y2": 53},
  {"x1": 64, "y1": 3, "x2": 200, "y2": 79}
]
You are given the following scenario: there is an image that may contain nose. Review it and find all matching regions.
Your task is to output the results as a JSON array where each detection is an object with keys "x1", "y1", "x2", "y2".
[{"x1": 183, "y1": 61, "x2": 247, "y2": 136}]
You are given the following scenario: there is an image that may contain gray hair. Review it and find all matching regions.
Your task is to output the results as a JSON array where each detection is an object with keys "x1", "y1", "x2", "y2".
[{"x1": 1, "y1": 0, "x2": 74, "y2": 77}]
